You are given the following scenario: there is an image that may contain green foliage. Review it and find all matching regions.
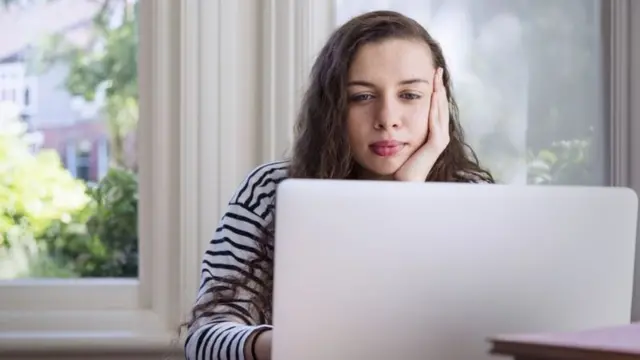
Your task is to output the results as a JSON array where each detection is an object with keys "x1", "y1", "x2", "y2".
[
  {"x1": 0, "y1": 107, "x2": 138, "y2": 279},
  {"x1": 0, "y1": 107, "x2": 89, "y2": 278},
  {"x1": 0, "y1": 0, "x2": 140, "y2": 278},
  {"x1": 67, "y1": 1, "x2": 138, "y2": 169},
  {"x1": 47, "y1": 168, "x2": 138, "y2": 278},
  {"x1": 65, "y1": 3, "x2": 138, "y2": 101},
  {"x1": 527, "y1": 137, "x2": 593, "y2": 185},
  {"x1": 28, "y1": 0, "x2": 139, "y2": 169},
  {"x1": 0, "y1": 142, "x2": 89, "y2": 238},
  {"x1": 87, "y1": 168, "x2": 138, "y2": 277}
]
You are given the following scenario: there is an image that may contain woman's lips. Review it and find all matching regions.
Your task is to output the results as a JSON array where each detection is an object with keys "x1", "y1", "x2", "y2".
[{"x1": 369, "y1": 140, "x2": 405, "y2": 157}]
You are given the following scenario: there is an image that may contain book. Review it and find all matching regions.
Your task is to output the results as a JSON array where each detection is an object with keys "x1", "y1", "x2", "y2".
[{"x1": 489, "y1": 323, "x2": 640, "y2": 360}]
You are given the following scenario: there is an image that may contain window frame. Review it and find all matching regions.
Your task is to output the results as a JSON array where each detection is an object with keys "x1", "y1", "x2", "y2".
[
  {"x1": 627, "y1": 0, "x2": 640, "y2": 321},
  {"x1": 0, "y1": 0, "x2": 269, "y2": 356},
  {"x1": 0, "y1": 0, "x2": 194, "y2": 356}
]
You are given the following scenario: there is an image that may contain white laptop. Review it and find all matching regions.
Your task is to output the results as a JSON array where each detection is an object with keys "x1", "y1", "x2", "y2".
[{"x1": 271, "y1": 180, "x2": 638, "y2": 360}]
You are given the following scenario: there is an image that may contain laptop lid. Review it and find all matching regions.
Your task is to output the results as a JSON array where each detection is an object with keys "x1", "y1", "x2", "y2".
[{"x1": 272, "y1": 180, "x2": 637, "y2": 360}]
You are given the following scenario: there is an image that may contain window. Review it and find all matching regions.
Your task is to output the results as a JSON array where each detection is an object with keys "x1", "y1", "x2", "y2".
[
  {"x1": 263, "y1": 0, "x2": 639, "y2": 321},
  {"x1": 335, "y1": 0, "x2": 607, "y2": 186},
  {"x1": 76, "y1": 139, "x2": 92, "y2": 182},
  {"x1": 0, "y1": 0, "x2": 139, "y2": 280},
  {"x1": 22, "y1": 76, "x2": 38, "y2": 115},
  {"x1": 0, "y1": 0, "x2": 196, "y2": 356}
]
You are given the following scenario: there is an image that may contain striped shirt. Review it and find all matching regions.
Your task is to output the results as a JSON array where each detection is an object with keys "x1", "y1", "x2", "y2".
[
  {"x1": 184, "y1": 160, "x2": 491, "y2": 360},
  {"x1": 185, "y1": 160, "x2": 289, "y2": 360}
]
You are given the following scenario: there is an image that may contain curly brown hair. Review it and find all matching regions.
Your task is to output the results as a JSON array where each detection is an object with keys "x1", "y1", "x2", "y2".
[{"x1": 185, "y1": 10, "x2": 493, "y2": 330}]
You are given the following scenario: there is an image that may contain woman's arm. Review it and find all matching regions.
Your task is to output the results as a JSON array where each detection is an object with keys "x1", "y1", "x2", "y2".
[
  {"x1": 246, "y1": 329, "x2": 273, "y2": 360},
  {"x1": 184, "y1": 161, "x2": 288, "y2": 360},
  {"x1": 184, "y1": 202, "x2": 273, "y2": 360}
]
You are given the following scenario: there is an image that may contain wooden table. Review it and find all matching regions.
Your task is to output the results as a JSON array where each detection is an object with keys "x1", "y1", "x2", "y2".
[{"x1": 489, "y1": 323, "x2": 640, "y2": 360}]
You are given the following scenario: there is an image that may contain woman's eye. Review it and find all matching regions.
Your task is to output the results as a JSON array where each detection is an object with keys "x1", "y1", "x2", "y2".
[
  {"x1": 401, "y1": 93, "x2": 421, "y2": 100},
  {"x1": 350, "y1": 94, "x2": 374, "y2": 102}
]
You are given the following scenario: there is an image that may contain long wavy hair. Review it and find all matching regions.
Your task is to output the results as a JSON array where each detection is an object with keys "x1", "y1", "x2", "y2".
[{"x1": 186, "y1": 10, "x2": 493, "y2": 330}]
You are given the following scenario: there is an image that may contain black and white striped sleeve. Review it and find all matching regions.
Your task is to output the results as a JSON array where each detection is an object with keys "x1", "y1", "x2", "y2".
[{"x1": 184, "y1": 161, "x2": 288, "y2": 360}]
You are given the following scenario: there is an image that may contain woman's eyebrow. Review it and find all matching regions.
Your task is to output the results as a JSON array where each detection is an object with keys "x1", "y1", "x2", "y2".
[{"x1": 347, "y1": 78, "x2": 430, "y2": 87}]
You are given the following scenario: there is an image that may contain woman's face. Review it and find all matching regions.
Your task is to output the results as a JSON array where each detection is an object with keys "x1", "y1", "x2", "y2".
[{"x1": 346, "y1": 38, "x2": 436, "y2": 180}]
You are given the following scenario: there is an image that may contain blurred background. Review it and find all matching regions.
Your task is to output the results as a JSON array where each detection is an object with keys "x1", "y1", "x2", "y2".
[
  {"x1": 0, "y1": 0, "x2": 609, "y2": 280},
  {"x1": 0, "y1": 0, "x2": 137, "y2": 279}
]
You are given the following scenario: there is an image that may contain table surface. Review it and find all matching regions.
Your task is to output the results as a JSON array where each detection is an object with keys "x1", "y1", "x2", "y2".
[{"x1": 489, "y1": 323, "x2": 640, "y2": 359}]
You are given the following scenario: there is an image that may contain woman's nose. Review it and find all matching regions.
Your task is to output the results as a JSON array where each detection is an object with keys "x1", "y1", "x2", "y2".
[{"x1": 373, "y1": 98, "x2": 401, "y2": 130}]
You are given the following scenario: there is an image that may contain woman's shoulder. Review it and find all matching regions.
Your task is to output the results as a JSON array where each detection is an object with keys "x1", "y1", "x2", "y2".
[
  {"x1": 243, "y1": 159, "x2": 290, "y2": 186},
  {"x1": 229, "y1": 160, "x2": 290, "y2": 207}
]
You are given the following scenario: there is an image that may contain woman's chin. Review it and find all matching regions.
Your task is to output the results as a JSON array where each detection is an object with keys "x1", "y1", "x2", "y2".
[{"x1": 359, "y1": 161, "x2": 403, "y2": 180}]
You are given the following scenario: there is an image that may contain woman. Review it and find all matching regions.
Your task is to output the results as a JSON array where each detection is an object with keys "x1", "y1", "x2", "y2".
[{"x1": 184, "y1": 10, "x2": 494, "y2": 360}]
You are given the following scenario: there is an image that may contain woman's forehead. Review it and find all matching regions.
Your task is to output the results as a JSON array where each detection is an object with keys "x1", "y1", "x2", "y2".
[{"x1": 348, "y1": 39, "x2": 435, "y2": 82}]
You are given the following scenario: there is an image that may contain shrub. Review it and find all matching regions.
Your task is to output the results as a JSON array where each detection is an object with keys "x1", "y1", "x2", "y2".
[
  {"x1": 0, "y1": 104, "x2": 138, "y2": 279},
  {"x1": 41, "y1": 168, "x2": 138, "y2": 278}
]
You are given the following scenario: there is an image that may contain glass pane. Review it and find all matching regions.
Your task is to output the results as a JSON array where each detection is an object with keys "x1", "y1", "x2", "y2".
[
  {"x1": 0, "y1": 0, "x2": 139, "y2": 279},
  {"x1": 335, "y1": 0, "x2": 607, "y2": 186}
]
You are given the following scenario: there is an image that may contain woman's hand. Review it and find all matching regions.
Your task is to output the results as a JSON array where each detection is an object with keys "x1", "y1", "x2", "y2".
[{"x1": 394, "y1": 67, "x2": 450, "y2": 182}]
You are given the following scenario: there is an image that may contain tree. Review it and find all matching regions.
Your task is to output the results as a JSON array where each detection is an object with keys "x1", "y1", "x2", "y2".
[
  {"x1": 3, "y1": 0, "x2": 139, "y2": 171},
  {"x1": 61, "y1": 0, "x2": 139, "y2": 170},
  {"x1": 0, "y1": 103, "x2": 140, "y2": 278},
  {"x1": 0, "y1": 0, "x2": 140, "y2": 278}
]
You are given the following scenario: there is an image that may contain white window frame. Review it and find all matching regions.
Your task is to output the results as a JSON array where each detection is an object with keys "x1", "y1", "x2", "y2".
[
  {"x1": 0, "y1": 0, "x2": 275, "y2": 356},
  {"x1": 0, "y1": 0, "x2": 198, "y2": 356},
  {"x1": 97, "y1": 136, "x2": 109, "y2": 180}
]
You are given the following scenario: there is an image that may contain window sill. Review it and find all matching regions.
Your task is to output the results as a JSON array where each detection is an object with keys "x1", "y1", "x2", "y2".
[
  {"x1": 0, "y1": 332, "x2": 180, "y2": 356},
  {"x1": 0, "y1": 279, "x2": 139, "y2": 312},
  {"x1": 0, "y1": 310, "x2": 182, "y2": 357}
]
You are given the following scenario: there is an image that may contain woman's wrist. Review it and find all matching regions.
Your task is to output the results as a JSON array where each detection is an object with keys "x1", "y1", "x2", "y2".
[{"x1": 249, "y1": 328, "x2": 272, "y2": 360}]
